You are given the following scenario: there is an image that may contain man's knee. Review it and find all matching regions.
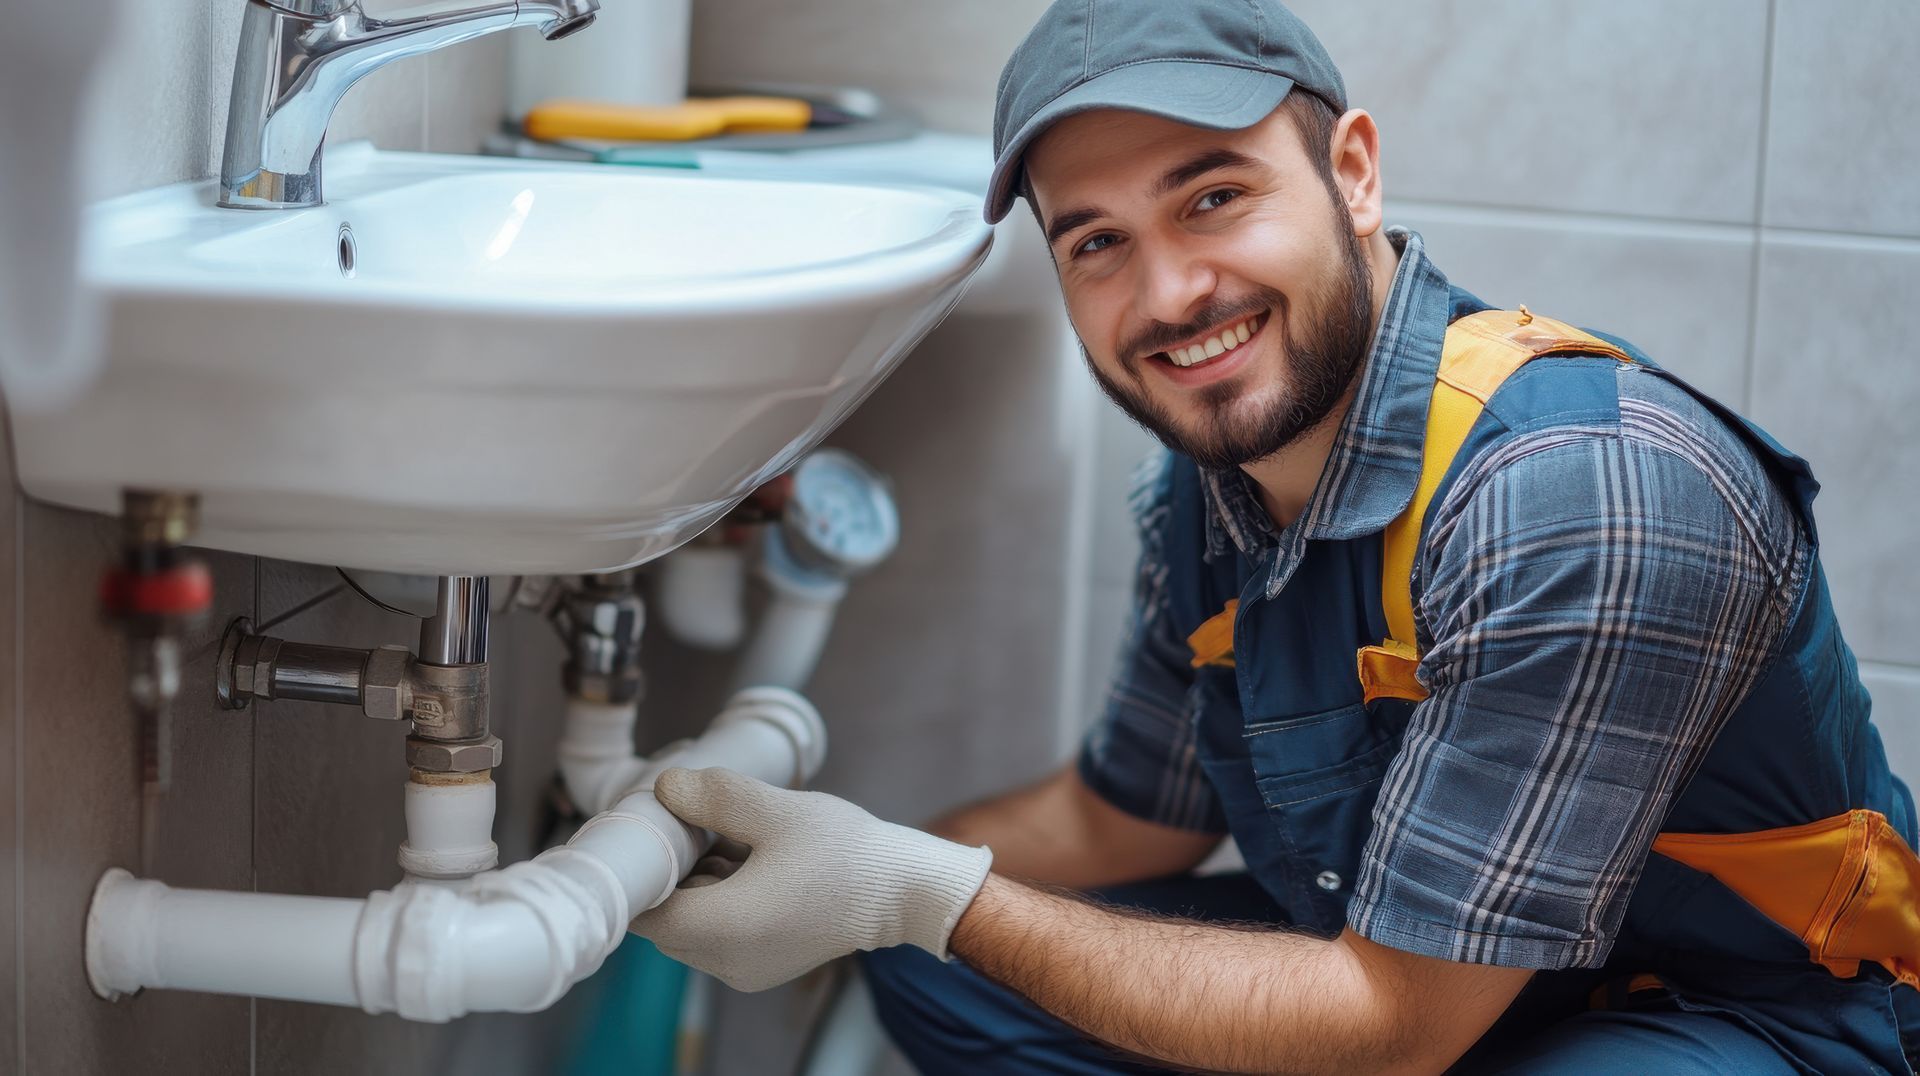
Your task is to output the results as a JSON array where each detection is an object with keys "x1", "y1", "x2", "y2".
[
  {"x1": 857, "y1": 945, "x2": 1011, "y2": 1066},
  {"x1": 857, "y1": 944, "x2": 947, "y2": 1007}
]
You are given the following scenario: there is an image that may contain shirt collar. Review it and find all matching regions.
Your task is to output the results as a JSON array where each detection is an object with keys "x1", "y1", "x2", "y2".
[{"x1": 1200, "y1": 227, "x2": 1453, "y2": 558}]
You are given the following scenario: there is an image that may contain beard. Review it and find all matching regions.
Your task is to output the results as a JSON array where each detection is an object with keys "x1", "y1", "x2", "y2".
[{"x1": 1085, "y1": 203, "x2": 1376, "y2": 471}]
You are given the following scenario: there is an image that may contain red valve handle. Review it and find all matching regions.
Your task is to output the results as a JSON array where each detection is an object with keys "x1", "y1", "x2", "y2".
[{"x1": 100, "y1": 562, "x2": 214, "y2": 617}]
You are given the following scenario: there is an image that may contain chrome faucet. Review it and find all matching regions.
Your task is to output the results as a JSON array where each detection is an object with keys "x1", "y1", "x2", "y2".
[{"x1": 219, "y1": 0, "x2": 598, "y2": 209}]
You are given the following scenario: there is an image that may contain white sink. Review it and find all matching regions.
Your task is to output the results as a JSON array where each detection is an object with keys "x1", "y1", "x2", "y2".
[{"x1": 12, "y1": 144, "x2": 991, "y2": 573}]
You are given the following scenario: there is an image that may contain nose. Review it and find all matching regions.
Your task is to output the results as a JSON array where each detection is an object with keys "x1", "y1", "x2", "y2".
[{"x1": 1131, "y1": 238, "x2": 1216, "y2": 336}]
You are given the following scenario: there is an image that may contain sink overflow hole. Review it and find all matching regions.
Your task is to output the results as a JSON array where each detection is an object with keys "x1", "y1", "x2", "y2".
[{"x1": 337, "y1": 223, "x2": 357, "y2": 279}]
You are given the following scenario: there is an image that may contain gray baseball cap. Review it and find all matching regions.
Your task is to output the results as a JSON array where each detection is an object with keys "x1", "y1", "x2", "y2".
[{"x1": 986, "y1": 0, "x2": 1347, "y2": 224}]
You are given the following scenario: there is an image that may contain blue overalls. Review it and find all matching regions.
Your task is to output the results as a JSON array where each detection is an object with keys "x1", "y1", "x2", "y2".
[{"x1": 862, "y1": 288, "x2": 1918, "y2": 1074}]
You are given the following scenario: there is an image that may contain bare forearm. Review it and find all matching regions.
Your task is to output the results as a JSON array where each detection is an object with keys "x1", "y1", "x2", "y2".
[
  {"x1": 929, "y1": 767, "x2": 1219, "y2": 889},
  {"x1": 950, "y1": 875, "x2": 1525, "y2": 1075},
  {"x1": 929, "y1": 772, "x2": 1102, "y2": 885},
  {"x1": 948, "y1": 874, "x2": 1387, "y2": 1073}
]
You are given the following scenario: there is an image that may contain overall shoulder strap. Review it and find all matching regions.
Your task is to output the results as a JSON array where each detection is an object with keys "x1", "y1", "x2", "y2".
[{"x1": 1358, "y1": 308, "x2": 1634, "y2": 704}]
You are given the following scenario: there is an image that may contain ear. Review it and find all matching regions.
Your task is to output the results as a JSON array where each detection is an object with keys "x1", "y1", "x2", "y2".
[{"x1": 1329, "y1": 109, "x2": 1384, "y2": 239}]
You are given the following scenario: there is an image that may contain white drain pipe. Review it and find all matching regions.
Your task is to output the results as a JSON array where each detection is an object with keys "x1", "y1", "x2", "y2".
[
  {"x1": 556, "y1": 696, "x2": 653, "y2": 816},
  {"x1": 85, "y1": 687, "x2": 825, "y2": 1022}
]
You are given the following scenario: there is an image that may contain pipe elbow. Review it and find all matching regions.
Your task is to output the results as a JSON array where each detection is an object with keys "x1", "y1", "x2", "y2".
[{"x1": 361, "y1": 849, "x2": 626, "y2": 1021}]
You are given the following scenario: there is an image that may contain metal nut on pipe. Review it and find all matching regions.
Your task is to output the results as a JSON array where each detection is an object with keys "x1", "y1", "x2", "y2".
[
  {"x1": 216, "y1": 620, "x2": 279, "y2": 710},
  {"x1": 555, "y1": 574, "x2": 645, "y2": 705},
  {"x1": 405, "y1": 734, "x2": 502, "y2": 773},
  {"x1": 360, "y1": 645, "x2": 414, "y2": 722}
]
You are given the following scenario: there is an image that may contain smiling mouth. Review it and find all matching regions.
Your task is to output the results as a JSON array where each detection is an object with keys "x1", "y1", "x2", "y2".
[{"x1": 1154, "y1": 311, "x2": 1268, "y2": 369}]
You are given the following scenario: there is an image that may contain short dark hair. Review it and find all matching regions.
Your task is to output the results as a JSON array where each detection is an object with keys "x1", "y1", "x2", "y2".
[{"x1": 1285, "y1": 90, "x2": 1341, "y2": 188}]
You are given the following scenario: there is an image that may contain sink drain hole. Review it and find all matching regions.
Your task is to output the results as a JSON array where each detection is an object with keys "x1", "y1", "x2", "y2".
[{"x1": 337, "y1": 223, "x2": 357, "y2": 279}]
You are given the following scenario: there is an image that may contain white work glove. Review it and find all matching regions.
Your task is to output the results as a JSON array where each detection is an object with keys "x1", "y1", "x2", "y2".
[{"x1": 629, "y1": 767, "x2": 993, "y2": 993}]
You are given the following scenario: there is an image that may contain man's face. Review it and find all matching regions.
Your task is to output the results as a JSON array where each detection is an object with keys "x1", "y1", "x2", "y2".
[{"x1": 1025, "y1": 105, "x2": 1375, "y2": 470}]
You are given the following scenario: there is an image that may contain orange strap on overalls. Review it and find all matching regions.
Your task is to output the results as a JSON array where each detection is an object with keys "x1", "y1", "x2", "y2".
[
  {"x1": 1357, "y1": 307, "x2": 1634, "y2": 704},
  {"x1": 1334, "y1": 307, "x2": 1920, "y2": 992}
]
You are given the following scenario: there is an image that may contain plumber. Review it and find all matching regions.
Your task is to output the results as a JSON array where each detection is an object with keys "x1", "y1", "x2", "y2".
[{"x1": 631, "y1": 2, "x2": 1920, "y2": 1071}]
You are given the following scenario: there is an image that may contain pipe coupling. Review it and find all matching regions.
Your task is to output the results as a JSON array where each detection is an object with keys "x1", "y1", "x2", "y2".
[
  {"x1": 405, "y1": 734, "x2": 502, "y2": 774},
  {"x1": 359, "y1": 645, "x2": 414, "y2": 721},
  {"x1": 555, "y1": 575, "x2": 645, "y2": 704},
  {"x1": 216, "y1": 625, "x2": 282, "y2": 709},
  {"x1": 406, "y1": 661, "x2": 489, "y2": 741}
]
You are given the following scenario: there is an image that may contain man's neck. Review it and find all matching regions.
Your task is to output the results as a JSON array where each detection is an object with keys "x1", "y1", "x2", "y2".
[{"x1": 1241, "y1": 230, "x2": 1402, "y2": 530}]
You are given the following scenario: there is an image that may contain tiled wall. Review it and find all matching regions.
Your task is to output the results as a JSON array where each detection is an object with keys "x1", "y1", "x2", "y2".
[{"x1": 689, "y1": 0, "x2": 1051, "y2": 136}]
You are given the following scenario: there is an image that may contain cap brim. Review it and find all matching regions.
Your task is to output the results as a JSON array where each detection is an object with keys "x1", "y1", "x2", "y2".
[{"x1": 985, "y1": 61, "x2": 1297, "y2": 224}]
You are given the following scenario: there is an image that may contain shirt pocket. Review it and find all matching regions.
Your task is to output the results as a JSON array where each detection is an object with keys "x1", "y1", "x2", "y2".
[{"x1": 1243, "y1": 703, "x2": 1399, "y2": 924}]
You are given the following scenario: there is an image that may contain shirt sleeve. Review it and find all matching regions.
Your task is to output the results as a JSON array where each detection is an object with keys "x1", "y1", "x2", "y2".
[
  {"x1": 1347, "y1": 423, "x2": 1807, "y2": 969},
  {"x1": 1076, "y1": 452, "x2": 1227, "y2": 833}
]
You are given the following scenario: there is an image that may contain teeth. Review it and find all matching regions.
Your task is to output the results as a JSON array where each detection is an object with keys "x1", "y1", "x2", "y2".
[{"x1": 1164, "y1": 313, "x2": 1264, "y2": 368}]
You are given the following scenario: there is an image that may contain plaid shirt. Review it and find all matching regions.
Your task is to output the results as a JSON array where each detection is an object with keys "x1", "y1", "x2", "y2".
[{"x1": 1081, "y1": 229, "x2": 1810, "y2": 968}]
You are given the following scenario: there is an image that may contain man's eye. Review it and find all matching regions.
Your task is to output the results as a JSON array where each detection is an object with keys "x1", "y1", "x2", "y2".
[
  {"x1": 1196, "y1": 188, "x2": 1240, "y2": 212},
  {"x1": 1075, "y1": 233, "x2": 1122, "y2": 257}
]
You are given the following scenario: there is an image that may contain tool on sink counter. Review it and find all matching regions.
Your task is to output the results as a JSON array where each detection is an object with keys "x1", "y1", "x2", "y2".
[
  {"x1": 483, "y1": 83, "x2": 918, "y2": 165},
  {"x1": 522, "y1": 95, "x2": 836, "y2": 144}
]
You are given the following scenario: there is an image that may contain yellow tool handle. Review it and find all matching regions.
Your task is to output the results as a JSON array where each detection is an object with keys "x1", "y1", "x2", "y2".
[{"x1": 523, "y1": 96, "x2": 812, "y2": 143}]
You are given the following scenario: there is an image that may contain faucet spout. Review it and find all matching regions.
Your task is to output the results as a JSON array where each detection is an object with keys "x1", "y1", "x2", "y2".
[
  {"x1": 524, "y1": 0, "x2": 598, "y2": 40},
  {"x1": 218, "y1": 0, "x2": 600, "y2": 210}
]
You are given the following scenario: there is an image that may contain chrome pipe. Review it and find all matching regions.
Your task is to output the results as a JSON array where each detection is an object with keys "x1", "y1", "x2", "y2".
[
  {"x1": 265, "y1": 642, "x2": 369, "y2": 705},
  {"x1": 419, "y1": 576, "x2": 489, "y2": 666}
]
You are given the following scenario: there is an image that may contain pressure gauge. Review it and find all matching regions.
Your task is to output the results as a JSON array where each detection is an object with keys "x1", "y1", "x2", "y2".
[{"x1": 778, "y1": 448, "x2": 899, "y2": 577}]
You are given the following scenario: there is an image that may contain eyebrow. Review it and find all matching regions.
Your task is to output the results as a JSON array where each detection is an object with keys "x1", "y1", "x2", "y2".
[
  {"x1": 1045, "y1": 206, "x2": 1108, "y2": 247},
  {"x1": 1043, "y1": 147, "x2": 1265, "y2": 248},
  {"x1": 1152, "y1": 147, "x2": 1263, "y2": 198}
]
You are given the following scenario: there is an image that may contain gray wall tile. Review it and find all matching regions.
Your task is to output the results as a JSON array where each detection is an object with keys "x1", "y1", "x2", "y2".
[
  {"x1": 791, "y1": 312, "x2": 1080, "y2": 819},
  {"x1": 1862, "y1": 663, "x2": 1920, "y2": 786},
  {"x1": 82, "y1": 0, "x2": 215, "y2": 199},
  {"x1": 1398, "y1": 206, "x2": 1758, "y2": 404},
  {"x1": 0, "y1": 447, "x2": 17, "y2": 1070},
  {"x1": 1288, "y1": 0, "x2": 1770, "y2": 223},
  {"x1": 330, "y1": 62, "x2": 430, "y2": 152},
  {"x1": 257, "y1": 559, "x2": 347, "y2": 628},
  {"x1": 1748, "y1": 237, "x2": 1920, "y2": 666},
  {"x1": 690, "y1": 0, "x2": 1050, "y2": 134},
  {"x1": 18, "y1": 503, "x2": 254, "y2": 1075},
  {"x1": 1765, "y1": 0, "x2": 1920, "y2": 237},
  {"x1": 202, "y1": 0, "x2": 246, "y2": 177},
  {"x1": 426, "y1": 37, "x2": 513, "y2": 154}
]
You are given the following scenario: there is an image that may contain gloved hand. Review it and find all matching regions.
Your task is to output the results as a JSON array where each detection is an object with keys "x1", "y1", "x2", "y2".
[{"x1": 629, "y1": 767, "x2": 993, "y2": 993}]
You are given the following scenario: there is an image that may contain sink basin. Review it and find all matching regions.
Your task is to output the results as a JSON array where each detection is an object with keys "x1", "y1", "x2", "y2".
[{"x1": 11, "y1": 144, "x2": 991, "y2": 573}]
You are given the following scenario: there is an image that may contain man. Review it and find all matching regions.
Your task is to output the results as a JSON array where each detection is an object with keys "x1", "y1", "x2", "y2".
[{"x1": 633, "y1": 2, "x2": 1920, "y2": 1072}]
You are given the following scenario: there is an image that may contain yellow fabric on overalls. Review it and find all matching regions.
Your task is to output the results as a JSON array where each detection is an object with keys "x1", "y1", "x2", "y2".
[{"x1": 1336, "y1": 307, "x2": 1920, "y2": 993}]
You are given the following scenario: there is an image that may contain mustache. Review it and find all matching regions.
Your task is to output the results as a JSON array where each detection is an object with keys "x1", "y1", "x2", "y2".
[{"x1": 1117, "y1": 288, "x2": 1286, "y2": 365}]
